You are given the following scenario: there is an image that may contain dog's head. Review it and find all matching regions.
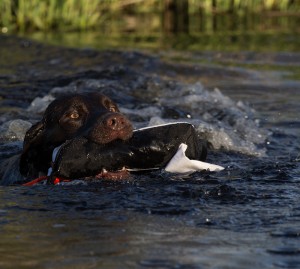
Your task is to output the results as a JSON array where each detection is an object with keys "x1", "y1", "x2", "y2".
[{"x1": 20, "y1": 92, "x2": 133, "y2": 177}]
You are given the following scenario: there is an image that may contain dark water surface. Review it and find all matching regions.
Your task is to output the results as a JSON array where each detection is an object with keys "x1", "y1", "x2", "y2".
[{"x1": 0, "y1": 35, "x2": 300, "y2": 268}]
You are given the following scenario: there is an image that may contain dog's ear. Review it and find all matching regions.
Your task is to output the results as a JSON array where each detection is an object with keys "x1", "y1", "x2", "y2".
[
  {"x1": 23, "y1": 121, "x2": 45, "y2": 152},
  {"x1": 20, "y1": 121, "x2": 45, "y2": 176}
]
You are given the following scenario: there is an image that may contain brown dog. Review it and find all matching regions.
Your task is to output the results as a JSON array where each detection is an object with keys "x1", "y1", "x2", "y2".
[{"x1": 19, "y1": 92, "x2": 133, "y2": 180}]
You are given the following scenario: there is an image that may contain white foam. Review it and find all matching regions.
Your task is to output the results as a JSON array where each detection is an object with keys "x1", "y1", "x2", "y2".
[
  {"x1": 0, "y1": 119, "x2": 32, "y2": 141},
  {"x1": 27, "y1": 95, "x2": 55, "y2": 115}
]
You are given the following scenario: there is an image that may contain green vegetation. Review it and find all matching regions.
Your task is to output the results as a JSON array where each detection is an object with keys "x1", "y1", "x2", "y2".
[
  {"x1": 0, "y1": 0, "x2": 105, "y2": 31},
  {"x1": 0, "y1": 0, "x2": 299, "y2": 32}
]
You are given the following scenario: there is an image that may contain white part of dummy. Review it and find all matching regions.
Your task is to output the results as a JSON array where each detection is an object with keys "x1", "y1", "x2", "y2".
[{"x1": 165, "y1": 143, "x2": 224, "y2": 174}]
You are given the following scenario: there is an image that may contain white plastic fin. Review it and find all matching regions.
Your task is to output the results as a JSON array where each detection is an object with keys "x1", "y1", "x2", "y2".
[{"x1": 165, "y1": 143, "x2": 224, "y2": 174}]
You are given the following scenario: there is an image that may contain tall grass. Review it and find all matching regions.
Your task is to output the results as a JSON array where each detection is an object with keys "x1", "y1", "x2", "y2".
[
  {"x1": 0, "y1": 0, "x2": 299, "y2": 32},
  {"x1": 0, "y1": 0, "x2": 105, "y2": 31}
]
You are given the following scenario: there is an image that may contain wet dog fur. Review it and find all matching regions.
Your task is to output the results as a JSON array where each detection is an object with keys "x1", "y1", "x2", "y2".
[{"x1": 0, "y1": 92, "x2": 133, "y2": 185}]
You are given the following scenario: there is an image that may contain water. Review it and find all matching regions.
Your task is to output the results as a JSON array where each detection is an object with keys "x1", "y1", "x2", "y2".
[{"x1": 0, "y1": 34, "x2": 300, "y2": 268}]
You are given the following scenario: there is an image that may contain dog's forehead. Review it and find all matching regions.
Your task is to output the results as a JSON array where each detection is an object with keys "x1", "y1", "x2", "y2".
[
  {"x1": 61, "y1": 93, "x2": 115, "y2": 109},
  {"x1": 87, "y1": 93, "x2": 115, "y2": 106},
  {"x1": 44, "y1": 93, "x2": 115, "y2": 120}
]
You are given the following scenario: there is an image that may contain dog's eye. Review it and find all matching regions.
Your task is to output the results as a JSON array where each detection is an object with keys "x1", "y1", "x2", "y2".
[
  {"x1": 69, "y1": 112, "x2": 80, "y2": 119},
  {"x1": 109, "y1": 106, "x2": 117, "y2": 112}
]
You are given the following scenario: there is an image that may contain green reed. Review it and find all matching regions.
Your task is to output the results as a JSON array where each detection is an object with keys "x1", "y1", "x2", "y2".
[
  {"x1": 0, "y1": 0, "x2": 105, "y2": 31},
  {"x1": 0, "y1": 0, "x2": 298, "y2": 32}
]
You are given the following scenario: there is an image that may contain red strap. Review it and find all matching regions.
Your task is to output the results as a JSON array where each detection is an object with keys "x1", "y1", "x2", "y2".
[
  {"x1": 22, "y1": 176, "x2": 48, "y2": 186},
  {"x1": 53, "y1": 177, "x2": 59, "y2": 184},
  {"x1": 52, "y1": 177, "x2": 71, "y2": 184},
  {"x1": 22, "y1": 176, "x2": 71, "y2": 186}
]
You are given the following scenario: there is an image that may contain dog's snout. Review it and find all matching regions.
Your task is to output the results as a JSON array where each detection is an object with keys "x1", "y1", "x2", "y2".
[
  {"x1": 104, "y1": 114, "x2": 128, "y2": 130},
  {"x1": 88, "y1": 112, "x2": 133, "y2": 144}
]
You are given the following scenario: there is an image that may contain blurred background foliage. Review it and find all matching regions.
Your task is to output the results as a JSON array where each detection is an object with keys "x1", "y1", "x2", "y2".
[
  {"x1": 0, "y1": 0, "x2": 298, "y2": 32},
  {"x1": 0, "y1": 0, "x2": 299, "y2": 52}
]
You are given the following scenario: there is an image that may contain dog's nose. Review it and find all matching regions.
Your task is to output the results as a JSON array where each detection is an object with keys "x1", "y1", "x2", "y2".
[
  {"x1": 104, "y1": 113, "x2": 129, "y2": 130},
  {"x1": 88, "y1": 113, "x2": 133, "y2": 144}
]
